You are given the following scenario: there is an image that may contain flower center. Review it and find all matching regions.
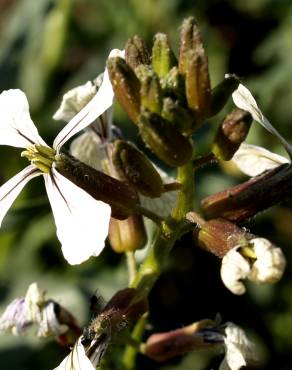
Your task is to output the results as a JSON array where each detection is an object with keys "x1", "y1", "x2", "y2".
[
  {"x1": 239, "y1": 245, "x2": 257, "y2": 261},
  {"x1": 21, "y1": 145, "x2": 56, "y2": 173}
]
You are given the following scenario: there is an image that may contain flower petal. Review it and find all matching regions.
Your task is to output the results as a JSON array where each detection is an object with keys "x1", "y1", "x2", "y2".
[
  {"x1": 232, "y1": 84, "x2": 292, "y2": 158},
  {"x1": 0, "y1": 165, "x2": 41, "y2": 227},
  {"x1": 44, "y1": 168, "x2": 111, "y2": 265},
  {"x1": 53, "y1": 49, "x2": 124, "y2": 151},
  {"x1": 232, "y1": 143, "x2": 289, "y2": 176},
  {"x1": 54, "y1": 337, "x2": 96, "y2": 370},
  {"x1": 0, "y1": 89, "x2": 47, "y2": 148},
  {"x1": 220, "y1": 248, "x2": 250, "y2": 295}
]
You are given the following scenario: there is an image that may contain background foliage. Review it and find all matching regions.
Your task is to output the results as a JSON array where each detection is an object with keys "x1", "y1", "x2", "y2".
[{"x1": 1, "y1": 0, "x2": 292, "y2": 369}]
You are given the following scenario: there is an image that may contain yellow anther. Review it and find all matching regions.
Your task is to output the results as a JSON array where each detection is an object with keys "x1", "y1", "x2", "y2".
[
  {"x1": 240, "y1": 246, "x2": 257, "y2": 260},
  {"x1": 21, "y1": 144, "x2": 56, "y2": 173}
]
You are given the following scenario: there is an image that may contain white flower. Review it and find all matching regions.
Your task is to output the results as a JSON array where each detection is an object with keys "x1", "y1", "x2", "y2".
[
  {"x1": 219, "y1": 323, "x2": 256, "y2": 370},
  {"x1": 0, "y1": 52, "x2": 124, "y2": 264},
  {"x1": 221, "y1": 238, "x2": 286, "y2": 295},
  {"x1": 232, "y1": 83, "x2": 292, "y2": 159},
  {"x1": 54, "y1": 335, "x2": 109, "y2": 370},
  {"x1": 232, "y1": 143, "x2": 289, "y2": 177}
]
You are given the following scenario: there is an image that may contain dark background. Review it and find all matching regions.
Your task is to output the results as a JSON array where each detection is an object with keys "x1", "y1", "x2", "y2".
[{"x1": 1, "y1": 0, "x2": 292, "y2": 369}]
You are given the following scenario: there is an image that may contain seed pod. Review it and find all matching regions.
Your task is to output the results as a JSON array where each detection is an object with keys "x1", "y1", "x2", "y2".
[
  {"x1": 109, "y1": 214, "x2": 147, "y2": 253},
  {"x1": 140, "y1": 70, "x2": 162, "y2": 114},
  {"x1": 125, "y1": 35, "x2": 150, "y2": 70},
  {"x1": 178, "y1": 17, "x2": 204, "y2": 75},
  {"x1": 212, "y1": 108, "x2": 252, "y2": 161},
  {"x1": 152, "y1": 33, "x2": 177, "y2": 78},
  {"x1": 55, "y1": 152, "x2": 139, "y2": 220},
  {"x1": 107, "y1": 57, "x2": 141, "y2": 124},
  {"x1": 138, "y1": 111, "x2": 193, "y2": 167},
  {"x1": 112, "y1": 140, "x2": 164, "y2": 197},
  {"x1": 209, "y1": 74, "x2": 240, "y2": 117}
]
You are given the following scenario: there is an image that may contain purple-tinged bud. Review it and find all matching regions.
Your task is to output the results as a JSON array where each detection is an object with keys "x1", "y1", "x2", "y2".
[
  {"x1": 201, "y1": 163, "x2": 292, "y2": 222},
  {"x1": 55, "y1": 152, "x2": 139, "y2": 220},
  {"x1": 212, "y1": 108, "x2": 252, "y2": 161},
  {"x1": 112, "y1": 140, "x2": 164, "y2": 197},
  {"x1": 209, "y1": 74, "x2": 240, "y2": 117},
  {"x1": 125, "y1": 35, "x2": 150, "y2": 70},
  {"x1": 196, "y1": 217, "x2": 250, "y2": 257},
  {"x1": 140, "y1": 70, "x2": 162, "y2": 114},
  {"x1": 152, "y1": 33, "x2": 177, "y2": 78},
  {"x1": 107, "y1": 57, "x2": 141, "y2": 124},
  {"x1": 144, "y1": 319, "x2": 218, "y2": 362},
  {"x1": 139, "y1": 111, "x2": 193, "y2": 167},
  {"x1": 109, "y1": 215, "x2": 147, "y2": 253}
]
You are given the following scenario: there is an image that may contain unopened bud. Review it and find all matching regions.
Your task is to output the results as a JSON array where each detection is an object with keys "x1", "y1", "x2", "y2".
[
  {"x1": 201, "y1": 163, "x2": 291, "y2": 222},
  {"x1": 209, "y1": 74, "x2": 240, "y2": 117},
  {"x1": 112, "y1": 140, "x2": 164, "y2": 197},
  {"x1": 140, "y1": 70, "x2": 162, "y2": 113},
  {"x1": 144, "y1": 319, "x2": 217, "y2": 362},
  {"x1": 109, "y1": 215, "x2": 147, "y2": 253},
  {"x1": 160, "y1": 67, "x2": 185, "y2": 103},
  {"x1": 185, "y1": 49, "x2": 211, "y2": 119},
  {"x1": 179, "y1": 17, "x2": 204, "y2": 75},
  {"x1": 162, "y1": 97, "x2": 194, "y2": 133},
  {"x1": 125, "y1": 35, "x2": 150, "y2": 70},
  {"x1": 55, "y1": 152, "x2": 139, "y2": 219},
  {"x1": 107, "y1": 57, "x2": 141, "y2": 124},
  {"x1": 152, "y1": 33, "x2": 177, "y2": 78},
  {"x1": 212, "y1": 108, "x2": 252, "y2": 161},
  {"x1": 197, "y1": 217, "x2": 249, "y2": 257},
  {"x1": 138, "y1": 111, "x2": 193, "y2": 167}
]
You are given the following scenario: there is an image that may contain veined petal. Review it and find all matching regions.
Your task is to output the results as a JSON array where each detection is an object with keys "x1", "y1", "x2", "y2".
[
  {"x1": 54, "y1": 337, "x2": 95, "y2": 370},
  {"x1": 44, "y1": 168, "x2": 111, "y2": 265},
  {"x1": 232, "y1": 84, "x2": 292, "y2": 158},
  {"x1": 0, "y1": 89, "x2": 48, "y2": 148},
  {"x1": 0, "y1": 165, "x2": 41, "y2": 227},
  {"x1": 53, "y1": 49, "x2": 125, "y2": 151},
  {"x1": 232, "y1": 143, "x2": 289, "y2": 176}
]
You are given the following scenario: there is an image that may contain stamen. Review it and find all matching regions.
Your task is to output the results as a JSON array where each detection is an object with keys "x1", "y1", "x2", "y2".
[{"x1": 21, "y1": 145, "x2": 56, "y2": 173}]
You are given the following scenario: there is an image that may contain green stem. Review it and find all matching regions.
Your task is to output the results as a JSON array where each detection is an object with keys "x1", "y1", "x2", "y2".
[{"x1": 126, "y1": 252, "x2": 137, "y2": 286}]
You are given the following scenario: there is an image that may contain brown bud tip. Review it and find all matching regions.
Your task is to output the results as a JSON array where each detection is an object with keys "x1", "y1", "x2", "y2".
[
  {"x1": 125, "y1": 35, "x2": 150, "y2": 70},
  {"x1": 109, "y1": 214, "x2": 147, "y2": 253},
  {"x1": 138, "y1": 111, "x2": 193, "y2": 167},
  {"x1": 112, "y1": 140, "x2": 164, "y2": 197},
  {"x1": 107, "y1": 57, "x2": 141, "y2": 124},
  {"x1": 197, "y1": 218, "x2": 249, "y2": 257},
  {"x1": 55, "y1": 152, "x2": 139, "y2": 219},
  {"x1": 152, "y1": 33, "x2": 177, "y2": 78},
  {"x1": 212, "y1": 108, "x2": 252, "y2": 161}
]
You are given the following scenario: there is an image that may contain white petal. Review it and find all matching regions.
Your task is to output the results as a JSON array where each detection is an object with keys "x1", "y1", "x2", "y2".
[
  {"x1": 220, "y1": 248, "x2": 250, "y2": 295},
  {"x1": 53, "y1": 49, "x2": 124, "y2": 151},
  {"x1": 248, "y1": 238, "x2": 286, "y2": 284},
  {"x1": 24, "y1": 282, "x2": 45, "y2": 322},
  {"x1": 232, "y1": 84, "x2": 292, "y2": 157},
  {"x1": 0, "y1": 165, "x2": 41, "y2": 227},
  {"x1": 44, "y1": 168, "x2": 111, "y2": 265},
  {"x1": 54, "y1": 337, "x2": 95, "y2": 370},
  {"x1": 70, "y1": 131, "x2": 106, "y2": 172},
  {"x1": 220, "y1": 323, "x2": 255, "y2": 370},
  {"x1": 0, "y1": 89, "x2": 47, "y2": 148},
  {"x1": 53, "y1": 81, "x2": 98, "y2": 122},
  {"x1": 232, "y1": 143, "x2": 289, "y2": 176}
]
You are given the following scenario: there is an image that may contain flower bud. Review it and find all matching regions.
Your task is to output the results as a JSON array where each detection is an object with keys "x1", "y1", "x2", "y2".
[
  {"x1": 209, "y1": 74, "x2": 240, "y2": 117},
  {"x1": 109, "y1": 215, "x2": 147, "y2": 253},
  {"x1": 107, "y1": 57, "x2": 141, "y2": 124},
  {"x1": 144, "y1": 319, "x2": 217, "y2": 362},
  {"x1": 140, "y1": 70, "x2": 162, "y2": 114},
  {"x1": 55, "y1": 152, "x2": 139, "y2": 220},
  {"x1": 178, "y1": 17, "x2": 204, "y2": 75},
  {"x1": 185, "y1": 49, "x2": 211, "y2": 119},
  {"x1": 197, "y1": 217, "x2": 249, "y2": 257},
  {"x1": 138, "y1": 111, "x2": 193, "y2": 167},
  {"x1": 212, "y1": 108, "x2": 252, "y2": 161},
  {"x1": 160, "y1": 67, "x2": 185, "y2": 103},
  {"x1": 152, "y1": 33, "x2": 177, "y2": 78},
  {"x1": 125, "y1": 35, "x2": 150, "y2": 70},
  {"x1": 161, "y1": 97, "x2": 194, "y2": 133},
  {"x1": 112, "y1": 140, "x2": 164, "y2": 197},
  {"x1": 200, "y1": 163, "x2": 291, "y2": 222}
]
